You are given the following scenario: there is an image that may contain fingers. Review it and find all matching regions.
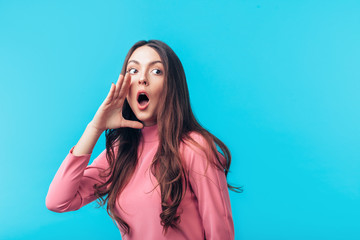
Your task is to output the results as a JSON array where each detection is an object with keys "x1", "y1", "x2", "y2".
[
  {"x1": 105, "y1": 73, "x2": 130, "y2": 107},
  {"x1": 104, "y1": 82, "x2": 115, "y2": 105},
  {"x1": 118, "y1": 72, "x2": 131, "y2": 98},
  {"x1": 113, "y1": 74, "x2": 124, "y2": 100}
]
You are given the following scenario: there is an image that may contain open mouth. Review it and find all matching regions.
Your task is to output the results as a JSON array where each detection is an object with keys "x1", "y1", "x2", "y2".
[{"x1": 137, "y1": 92, "x2": 149, "y2": 107}]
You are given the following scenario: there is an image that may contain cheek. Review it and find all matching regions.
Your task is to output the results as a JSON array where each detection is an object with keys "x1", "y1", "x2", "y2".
[{"x1": 156, "y1": 83, "x2": 165, "y2": 98}]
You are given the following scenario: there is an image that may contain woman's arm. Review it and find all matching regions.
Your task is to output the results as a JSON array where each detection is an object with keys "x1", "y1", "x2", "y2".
[
  {"x1": 184, "y1": 134, "x2": 235, "y2": 240},
  {"x1": 46, "y1": 73, "x2": 142, "y2": 212},
  {"x1": 46, "y1": 122, "x2": 105, "y2": 212},
  {"x1": 71, "y1": 73, "x2": 142, "y2": 156},
  {"x1": 45, "y1": 135, "x2": 109, "y2": 212},
  {"x1": 72, "y1": 121, "x2": 103, "y2": 156}
]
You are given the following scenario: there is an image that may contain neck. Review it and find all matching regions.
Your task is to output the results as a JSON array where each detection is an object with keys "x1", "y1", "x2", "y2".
[{"x1": 141, "y1": 124, "x2": 159, "y2": 142}]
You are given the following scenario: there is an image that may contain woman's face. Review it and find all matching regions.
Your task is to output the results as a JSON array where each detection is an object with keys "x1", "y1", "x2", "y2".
[{"x1": 126, "y1": 46, "x2": 165, "y2": 126}]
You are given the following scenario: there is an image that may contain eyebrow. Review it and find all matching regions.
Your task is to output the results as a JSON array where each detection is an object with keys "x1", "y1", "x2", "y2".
[{"x1": 127, "y1": 60, "x2": 163, "y2": 66}]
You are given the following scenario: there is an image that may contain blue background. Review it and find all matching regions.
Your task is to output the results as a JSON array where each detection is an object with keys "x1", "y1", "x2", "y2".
[{"x1": 1, "y1": 0, "x2": 359, "y2": 239}]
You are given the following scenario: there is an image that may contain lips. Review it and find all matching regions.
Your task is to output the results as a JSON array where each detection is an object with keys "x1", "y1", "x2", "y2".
[{"x1": 137, "y1": 90, "x2": 150, "y2": 110}]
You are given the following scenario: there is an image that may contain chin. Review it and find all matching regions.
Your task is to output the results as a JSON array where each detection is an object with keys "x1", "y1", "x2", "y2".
[
  {"x1": 128, "y1": 102, "x2": 157, "y2": 126},
  {"x1": 134, "y1": 114, "x2": 156, "y2": 126}
]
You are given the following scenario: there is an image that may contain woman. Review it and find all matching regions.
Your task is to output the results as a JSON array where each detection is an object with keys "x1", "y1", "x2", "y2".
[{"x1": 46, "y1": 40, "x2": 239, "y2": 239}]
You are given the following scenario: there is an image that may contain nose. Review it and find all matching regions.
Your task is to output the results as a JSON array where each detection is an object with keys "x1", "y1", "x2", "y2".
[
  {"x1": 138, "y1": 74, "x2": 148, "y2": 86},
  {"x1": 138, "y1": 79, "x2": 148, "y2": 85}
]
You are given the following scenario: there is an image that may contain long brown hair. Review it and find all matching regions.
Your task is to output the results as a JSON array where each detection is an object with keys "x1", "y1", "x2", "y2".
[{"x1": 94, "y1": 40, "x2": 241, "y2": 235}]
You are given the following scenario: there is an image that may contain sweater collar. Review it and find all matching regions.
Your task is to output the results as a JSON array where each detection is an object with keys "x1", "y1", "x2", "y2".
[{"x1": 141, "y1": 124, "x2": 159, "y2": 143}]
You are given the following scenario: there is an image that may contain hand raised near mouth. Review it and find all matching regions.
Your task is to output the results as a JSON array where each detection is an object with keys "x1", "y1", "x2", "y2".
[{"x1": 90, "y1": 73, "x2": 144, "y2": 132}]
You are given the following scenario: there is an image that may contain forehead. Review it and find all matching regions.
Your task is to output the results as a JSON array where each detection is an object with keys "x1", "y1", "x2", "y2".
[{"x1": 128, "y1": 46, "x2": 162, "y2": 64}]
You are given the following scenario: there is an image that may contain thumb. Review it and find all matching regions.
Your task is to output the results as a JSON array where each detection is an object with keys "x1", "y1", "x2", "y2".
[{"x1": 123, "y1": 120, "x2": 144, "y2": 129}]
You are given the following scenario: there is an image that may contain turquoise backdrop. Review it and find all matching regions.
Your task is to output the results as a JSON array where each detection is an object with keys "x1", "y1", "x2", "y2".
[{"x1": 1, "y1": 0, "x2": 359, "y2": 239}]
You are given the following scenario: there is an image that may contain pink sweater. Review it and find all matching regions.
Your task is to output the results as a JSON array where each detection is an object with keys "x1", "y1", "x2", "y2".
[{"x1": 46, "y1": 125, "x2": 234, "y2": 239}]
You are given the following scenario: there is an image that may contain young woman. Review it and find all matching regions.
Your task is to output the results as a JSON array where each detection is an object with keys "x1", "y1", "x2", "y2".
[{"x1": 46, "y1": 40, "x2": 239, "y2": 240}]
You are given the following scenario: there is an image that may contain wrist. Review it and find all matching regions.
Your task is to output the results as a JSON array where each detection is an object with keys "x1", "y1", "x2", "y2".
[{"x1": 88, "y1": 121, "x2": 105, "y2": 134}]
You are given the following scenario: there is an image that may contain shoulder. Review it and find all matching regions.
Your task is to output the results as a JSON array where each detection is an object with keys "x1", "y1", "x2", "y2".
[
  {"x1": 180, "y1": 131, "x2": 224, "y2": 171},
  {"x1": 180, "y1": 131, "x2": 209, "y2": 158}
]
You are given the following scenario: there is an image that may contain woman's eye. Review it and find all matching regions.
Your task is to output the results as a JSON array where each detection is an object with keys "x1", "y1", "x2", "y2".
[
  {"x1": 128, "y1": 68, "x2": 137, "y2": 74},
  {"x1": 152, "y1": 69, "x2": 162, "y2": 75}
]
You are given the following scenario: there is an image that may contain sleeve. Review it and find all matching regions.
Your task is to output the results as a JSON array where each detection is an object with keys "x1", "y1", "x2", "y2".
[
  {"x1": 184, "y1": 135, "x2": 234, "y2": 240},
  {"x1": 45, "y1": 146, "x2": 109, "y2": 212}
]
